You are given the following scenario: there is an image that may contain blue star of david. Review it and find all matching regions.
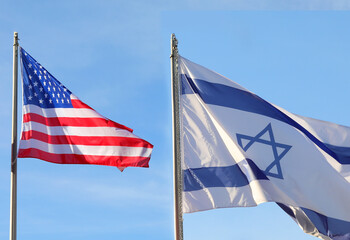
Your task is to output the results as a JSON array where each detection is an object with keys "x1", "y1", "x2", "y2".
[{"x1": 236, "y1": 123, "x2": 292, "y2": 179}]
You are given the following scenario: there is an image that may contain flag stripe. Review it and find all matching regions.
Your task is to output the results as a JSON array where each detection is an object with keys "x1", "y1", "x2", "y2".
[
  {"x1": 24, "y1": 104, "x2": 108, "y2": 119},
  {"x1": 71, "y1": 99, "x2": 93, "y2": 109},
  {"x1": 324, "y1": 144, "x2": 350, "y2": 165},
  {"x1": 301, "y1": 207, "x2": 350, "y2": 236},
  {"x1": 182, "y1": 75, "x2": 342, "y2": 164},
  {"x1": 18, "y1": 148, "x2": 150, "y2": 167},
  {"x1": 20, "y1": 138, "x2": 153, "y2": 157},
  {"x1": 278, "y1": 203, "x2": 350, "y2": 237},
  {"x1": 273, "y1": 105, "x2": 350, "y2": 148},
  {"x1": 183, "y1": 185, "x2": 257, "y2": 213},
  {"x1": 22, "y1": 121, "x2": 137, "y2": 137},
  {"x1": 183, "y1": 180, "x2": 288, "y2": 214},
  {"x1": 21, "y1": 130, "x2": 153, "y2": 148},
  {"x1": 183, "y1": 159, "x2": 268, "y2": 191},
  {"x1": 23, "y1": 112, "x2": 132, "y2": 130}
]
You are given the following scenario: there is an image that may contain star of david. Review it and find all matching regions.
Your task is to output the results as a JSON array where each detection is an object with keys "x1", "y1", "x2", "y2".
[{"x1": 236, "y1": 123, "x2": 292, "y2": 179}]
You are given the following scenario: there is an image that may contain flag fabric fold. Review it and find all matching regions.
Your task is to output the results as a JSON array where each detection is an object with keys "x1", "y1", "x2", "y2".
[
  {"x1": 18, "y1": 48, "x2": 153, "y2": 171},
  {"x1": 179, "y1": 56, "x2": 350, "y2": 240}
]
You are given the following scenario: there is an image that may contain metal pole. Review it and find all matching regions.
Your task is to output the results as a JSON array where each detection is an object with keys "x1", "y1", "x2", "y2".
[
  {"x1": 170, "y1": 33, "x2": 183, "y2": 240},
  {"x1": 10, "y1": 32, "x2": 19, "y2": 240}
]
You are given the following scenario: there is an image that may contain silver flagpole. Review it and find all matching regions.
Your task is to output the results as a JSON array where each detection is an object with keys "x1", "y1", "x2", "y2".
[
  {"x1": 10, "y1": 32, "x2": 19, "y2": 240},
  {"x1": 170, "y1": 34, "x2": 184, "y2": 240}
]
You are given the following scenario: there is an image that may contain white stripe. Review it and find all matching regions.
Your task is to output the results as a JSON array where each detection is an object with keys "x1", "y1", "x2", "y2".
[
  {"x1": 183, "y1": 180, "x2": 294, "y2": 214},
  {"x1": 184, "y1": 176, "x2": 350, "y2": 222},
  {"x1": 19, "y1": 139, "x2": 152, "y2": 157},
  {"x1": 181, "y1": 91, "x2": 242, "y2": 170},
  {"x1": 272, "y1": 103, "x2": 350, "y2": 147},
  {"x1": 22, "y1": 121, "x2": 137, "y2": 138},
  {"x1": 179, "y1": 56, "x2": 250, "y2": 93},
  {"x1": 183, "y1": 185, "x2": 257, "y2": 213},
  {"x1": 23, "y1": 104, "x2": 104, "y2": 118}
]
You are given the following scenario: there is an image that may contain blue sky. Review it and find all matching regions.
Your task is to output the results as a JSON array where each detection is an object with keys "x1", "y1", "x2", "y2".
[{"x1": 1, "y1": 1, "x2": 350, "y2": 240}]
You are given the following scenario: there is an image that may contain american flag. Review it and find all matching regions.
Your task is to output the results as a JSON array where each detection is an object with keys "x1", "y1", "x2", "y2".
[{"x1": 18, "y1": 47, "x2": 153, "y2": 171}]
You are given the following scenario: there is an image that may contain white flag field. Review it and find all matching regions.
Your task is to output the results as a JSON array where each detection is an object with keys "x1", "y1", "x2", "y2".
[{"x1": 179, "y1": 56, "x2": 350, "y2": 240}]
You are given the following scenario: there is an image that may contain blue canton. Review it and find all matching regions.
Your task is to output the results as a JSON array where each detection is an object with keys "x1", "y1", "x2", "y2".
[
  {"x1": 20, "y1": 48, "x2": 73, "y2": 109},
  {"x1": 236, "y1": 123, "x2": 292, "y2": 179}
]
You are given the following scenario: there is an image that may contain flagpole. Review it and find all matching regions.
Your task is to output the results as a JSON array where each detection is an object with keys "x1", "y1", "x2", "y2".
[
  {"x1": 10, "y1": 32, "x2": 19, "y2": 240},
  {"x1": 170, "y1": 34, "x2": 184, "y2": 240}
]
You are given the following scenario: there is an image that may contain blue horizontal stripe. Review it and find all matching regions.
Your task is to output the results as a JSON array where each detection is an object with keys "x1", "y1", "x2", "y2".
[
  {"x1": 278, "y1": 203, "x2": 350, "y2": 239},
  {"x1": 183, "y1": 159, "x2": 268, "y2": 192},
  {"x1": 324, "y1": 144, "x2": 350, "y2": 165},
  {"x1": 301, "y1": 207, "x2": 350, "y2": 238},
  {"x1": 181, "y1": 74, "x2": 348, "y2": 165}
]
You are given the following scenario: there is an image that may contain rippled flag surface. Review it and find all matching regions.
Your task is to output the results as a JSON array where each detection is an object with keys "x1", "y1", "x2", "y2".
[
  {"x1": 179, "y1": 56, "x2": 350, "y2": 240},
  {"x1": 18, "y1": 48, "x2": 153, "y2": 171}
]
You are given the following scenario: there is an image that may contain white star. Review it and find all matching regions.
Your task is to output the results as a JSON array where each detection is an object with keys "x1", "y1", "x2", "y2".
[
  {"x1": 39, "y1": 75, "x2": 42, "y2": 80},
  {"x1": 33, "y1": 81, "x2": 38, "y2": 87},
  {"x1": 28, "y1": 85, "x2": 33, "y2": 89},
  {"x1": 63, "y1": 88, "x2": 67, "y2": 92},
  {"x1": 39, "y1": 71, "x2": 42, "y2": 75},
  {"x1": 57, "y1": 93, "x2": 60, "y2": 98},
  {"x1": 39, "y1": 99, "x2": 44, "y2": 104},
  {"x1": 49, "y1": 81, "x2": 52, "y2": 86},
  {"x1": 34, "y1": 69, "x2": 37, "y2": 75},
  {"x1": 28, "y1": 96, "x2": 33, "y2": 101},
  {"x1": 53, "y1": 87, "x2": 56, "y2": 91},
  {"x1": 49, "y1": 99, "x2": 52, "y2": 104},
  {"x1": 61, "y1": 99, "x2": 64, "y2": 103},
  {"x1": 44, "y1": 93, "x2": 48, "y2": 98},
  {"x1": 48, "y1": 87, "x2": 51, "y2": 91},
  {"x1": 25, "y1": 53, "x2": 27, "y2": 56},
  {"x1": 63, "y1": 94, "x2": 66, "y2": 98},
  {"x1": 44, "y1": 75, "x2": 47, "y2": 79},
  {"x1": 48, "y1": 75, "x2": 51, "y2": 79},
  {"x1": 43, "y1": 81, "x2": 46, "y2": 86},
  {"x1": 29, "y1": 75, "x2": 32, "y2": 80},
  {"x1": 34, "y1": 93, "x2": 38, "y2": 97},
  {"x1": 56, "y1": 99, "x2": 59, "y2": 103},
  {"x1": 39, "y1": 87, "x2": 43, "y2": 92},
  {"x1": 39, "y1": 66, "x2": 43, "y2": 69},
  {"x1": 28, "y1": 63, "x2": 32, "y2": 68},
  {"x1": 67, "y1": 99, "x2": 70, "y2": 103},
  {"x1": 44, "y1": 70, "x2": 47, "y2": 74},
  {"x1": 52, "y1": 93, "x2": 55, "y2": 98}
]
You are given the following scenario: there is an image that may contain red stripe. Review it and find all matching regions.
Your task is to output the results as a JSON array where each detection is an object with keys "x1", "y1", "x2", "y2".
[
  {"x1": 21, "y1": 130, "x2": 153, "y2": 148},
  {"x1": 18, "y1": 148, "x2": 150, "y2": 168},
  {"x1": 23, "y1": 113, "x2": 133, "y2": 132},
  {"x1": 71, "y1": 99, "x2": 93, "y2": 109}
]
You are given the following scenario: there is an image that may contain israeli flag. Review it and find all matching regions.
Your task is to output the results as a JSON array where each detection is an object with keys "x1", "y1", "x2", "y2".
[{"x1": 179, "y1": 56, "x2": 350, "y2": 240}]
